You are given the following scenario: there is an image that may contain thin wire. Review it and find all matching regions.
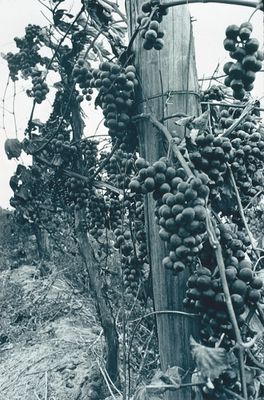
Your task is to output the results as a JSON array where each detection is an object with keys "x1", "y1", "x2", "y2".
[
  {"x1": 12, "y1": 81, "x2": 18, "y2": 138},
  {"x1": 2, "y1": 75, "x2": 10, "y2": 138}
]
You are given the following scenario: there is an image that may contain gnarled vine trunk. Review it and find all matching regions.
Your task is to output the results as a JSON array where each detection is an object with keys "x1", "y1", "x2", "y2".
[{"x1": 71, "y1": 101, "x2": 119, "y2": 384}]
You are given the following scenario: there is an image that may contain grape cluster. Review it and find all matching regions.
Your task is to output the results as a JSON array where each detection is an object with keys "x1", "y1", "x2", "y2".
[
  {"x1": 189, "y1": 133, "x2": 234, "y2": 188},
  {"x1": 219, "y1": 106, "x2": 257, "y2": 131},
  {"x1": 138, "y1": 1, "x2": 168, "y2": 51},
  {"x1": 86, "y1": 192, "x2": 107, "y2": 239},
  {"x1": 104, "y1": 148, "x2": 135, "y2": 189},
  {"x1": 81, "y1": 139, "x2": 98, "y2": 172},
  {"x1": 31, "y1": 71, "x2": 49, "y2": 104},
  {"x1": 184, "y1": 226, "x2": 262, "y2": 348},
  {"x1": 158, "y1": 175, "x2": 209, "y2": 273},
  {"x1": 223, "y1": 22, "x2": 263, "y2": 100},
  {"x1": 50, "y1": 134, "x2": 78, "y2": 164},
  {"x1": 64, "y1": 177, "x2": 90, "y2": 211},
  {"x1": 72, "y1": 58, "x2": 94, "y2": 102},
  {"x1": 108, "y1": 193, "x2": 123, "y2": 231},
  {"x1": 25, "y1": 24, "x2": 41, "y2": 41},
  {"x1": 230, "y1": 129, "x2": 264, "y2": 196},
  {"x1": 200, "y1": 85, "x2": 225, "y2": 102},
  {"x1": 130, "y1": 157, "x2": 209, "y2": 273},
  {"x1": 129, "y1": 156, "x2": 177, "y2": 197},
  {"x1": 90, "y1": 62, "x2": 137, "y2": 140},
  {"x1": 6, "y1": 24, "x2": 42, "y2": 80}
]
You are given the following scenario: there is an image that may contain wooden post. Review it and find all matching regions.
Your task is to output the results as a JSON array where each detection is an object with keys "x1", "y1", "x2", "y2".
[{"x1": 126, "y1": 2, "x2": 201, "y2": 399}]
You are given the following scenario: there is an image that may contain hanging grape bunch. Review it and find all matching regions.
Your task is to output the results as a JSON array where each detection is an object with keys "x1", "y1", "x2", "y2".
[
  {"x1": 130, "y1": 157, "x2": 209, "y2": 274},
  {"x1": 50, "y1": 133, "x2": 78, "y2": 166},
  {"x1": 138, "y1": 1, "x2": 168, "y2": 50},
  {"x1": 104, "y1": 148, "x2": 135, "y2": 189},
  {"x1": 86, "y1": 192, "x2": 107, "y2": 239},
  {"x1": 90, "y1": 62, "x2": 137, "y2": 141},
  {"x1": 188, "y1": 132, "x2": 234, "y2": 190},
  {"x1": 229, "y1": 129, "x2": 264, "y2": 197},
  {"x1": 5, "y1": 24, "x2": 42, "y2": 80},
  {"x1": 200, "y1": 85, "x2": 225, "y2": 102},
  {"x1": 223, "y1": 22, "x2": 263, "y2": 100},
  {"x1": 81, "y1": 139, "x2": 98, "y2": 172},
  {"x1": 64, "y1": 177, "x2": 90, "y2": 211},
  {"x1": 184, "y1": 225, "x2": 262, "y2": 350},
  {"x1": 72, "y1": 58, "x2": 94, "y2": 102},
  {"x1": 31, "y1": 70, "x2": 49, "y2": 104}
]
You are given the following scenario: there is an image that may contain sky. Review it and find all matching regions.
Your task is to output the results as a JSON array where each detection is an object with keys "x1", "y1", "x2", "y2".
[{"x1": 0, "y1": 0, "x2": 263, "y2": 209}]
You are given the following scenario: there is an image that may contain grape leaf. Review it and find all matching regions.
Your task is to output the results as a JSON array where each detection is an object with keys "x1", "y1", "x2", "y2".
[
  {"x1": 175, "y1": 115, "x2": 195, "y2": 128},
  {"x1": 192, "y1": 109, "x2": 210, "y2": 130},
  {"x1": 190, "y1": 336, "x2": 229, "y2": 381},
  {"x1": 4, "y1": 139, "x2": 22, "y2": 159}
]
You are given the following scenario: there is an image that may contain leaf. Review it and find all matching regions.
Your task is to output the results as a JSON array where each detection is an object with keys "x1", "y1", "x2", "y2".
[
  {"x1": 4, "y1": 139, "x2": 22, "y2": 159},
  {"x1": 15, "y1": 187, "x2": 30, "y2": 201},
  {"x1": 192, "y1": 109, "x2": 210, "y2": 130},
  {"x1": 144, "y1": 367, "x2": 182, "y2": 395},
  {"x1": 163, "y1": 366, "x2": 183, "y2": 387},
  {"x1": 31, "y1": 119, "x2": 45, "y2": 127},
  {"x1": 175, "y1": 115, "x2": 195, "y2": 127},
  {"x1": 190, "y1": 336, "x2": 229, "y2": 381}
]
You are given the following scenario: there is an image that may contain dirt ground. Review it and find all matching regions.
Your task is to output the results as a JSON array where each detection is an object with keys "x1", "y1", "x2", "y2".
[{"x1": 0, "y1": 263, "x2": 105, "y2": 400}]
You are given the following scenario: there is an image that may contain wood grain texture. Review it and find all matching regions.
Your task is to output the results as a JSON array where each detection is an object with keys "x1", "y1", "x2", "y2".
[{"x1": 126, "y1": 2, "x2": 201, "y2": 399}]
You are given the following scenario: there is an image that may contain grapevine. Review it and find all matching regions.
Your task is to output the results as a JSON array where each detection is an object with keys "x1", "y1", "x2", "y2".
[{"x1": 2, "y1": 2, "x2": 264, "y2": 400}]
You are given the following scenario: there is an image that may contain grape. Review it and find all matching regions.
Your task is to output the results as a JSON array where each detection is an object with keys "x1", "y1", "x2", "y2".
[{"x1": 223, "y1": 22, "x2": 262, "y2": 98}]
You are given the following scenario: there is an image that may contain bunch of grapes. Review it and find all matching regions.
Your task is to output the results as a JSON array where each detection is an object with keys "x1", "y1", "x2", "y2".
[
  {"x1": 188, "y1": 132, "x2": 234, "y2": 189},
  {"x1": 72, "y1": 58, "x2": 94, "y2": 102},
  {"x1": 219, "y1": 104, "x2": 258, "y2": 132},
  {"x1": 86, "y1": 192, "x2": 107, "y2": 239},
  {"x1": 230, "y1": 129, "x2": 264, "y2": 196},
  {"x1": 90, "y1": 62, "x2": 137, "y2": 141},
  {"x1": 25, "y1": 24, "x2": 41, "y2": 41},
  {"x1": 50, "y1": 133, "x2": 78, "y2": 165},
  {"x1": 200, "y1": 85, "x2": 225, "y2": 103},
  {"x1": 103, "y1": 148, "x2": 135, "y2": 189},
  {"x1": 223, "y1": 22, "x2": 263, "y2": 100},
  {"x1": 184, "y1": 225, "x2": 262, "y2": 349},
  {"x1": 64, "y1": 177, "x2": 90, "y2": 211},
  {"x1": 122, "y1": 255, "x2": 143, "y2": 296},
  {"x1": 138, "y1": 1, "x2": 168, "y2": 50},
  {"x1": 130, "y1": 157, "x2": 210, "y2": 274},
  {"x1": 81, "y1": 139, "x2": 98, "y2": 172},
  {"x1": 6, "y1": 24, "x2": 43, "y2": 80},
  {"x1": 108, "y1": 193, "x2": 123, "y2": 231},
  {"x1": 31, "y1": 70, "x2": 49, "y2": 104},
  {"x1": 49, "y1": 173, "x2": 70, "y2": 209}
]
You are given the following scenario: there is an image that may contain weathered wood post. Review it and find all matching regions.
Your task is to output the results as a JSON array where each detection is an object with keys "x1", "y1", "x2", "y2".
[{"x1": 126, "y1": 2, "x2": 201, "y2": 398}]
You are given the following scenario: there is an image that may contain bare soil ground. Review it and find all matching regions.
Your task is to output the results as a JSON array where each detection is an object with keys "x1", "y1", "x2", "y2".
[{"x1": 0, "y1": 263, "x2": 104, "y2": 400}]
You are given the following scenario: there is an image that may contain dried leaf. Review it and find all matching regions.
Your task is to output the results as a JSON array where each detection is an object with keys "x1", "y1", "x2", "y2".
[
  {"x1": 4, "y1": 139, "x2": 22, "y2": 159},
  {"x1": 163, "y1": 366, "x2": 182, "y2": 387},
  {"x1": 192, "y1": 109, "x2": 210, "y2": 130},
  {"x1": 31, "y1": 119, "x2": 45, "y2": 127},
  {"x1": 175, "y1": 115, "x2": 195, "y2": 127},
  {"x1": 190, "y1": 336, "x2": 229, "y2": 381}
]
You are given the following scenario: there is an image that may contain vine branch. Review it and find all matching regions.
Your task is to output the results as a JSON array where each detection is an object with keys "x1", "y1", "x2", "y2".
[{"x1": 161, "y1": 0, "x2": 262, "y2": 9}]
